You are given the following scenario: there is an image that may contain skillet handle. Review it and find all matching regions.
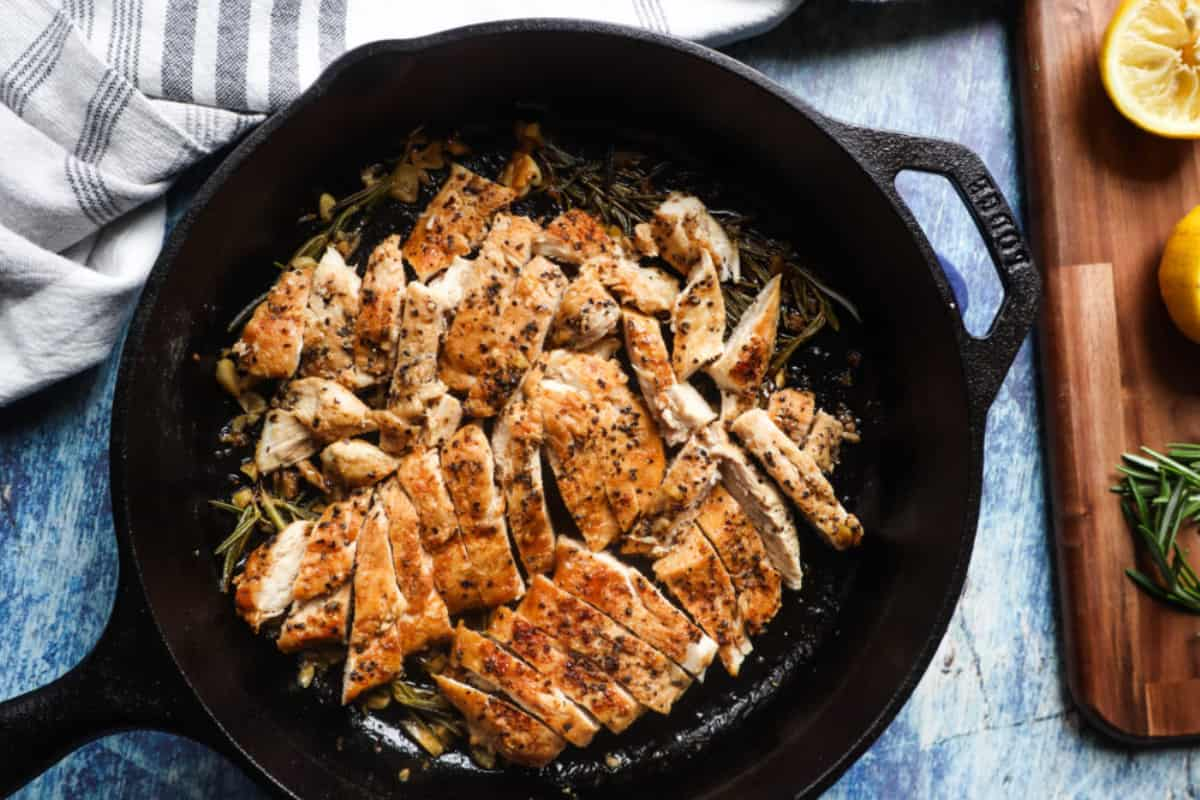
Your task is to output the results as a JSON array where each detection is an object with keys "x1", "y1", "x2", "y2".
[
  {"x1": 0, "y1": 558, "x2": 234, "y2": 796},
  {"x1": 835, "y1": 124, "x2": 1042, "y2": 415}
]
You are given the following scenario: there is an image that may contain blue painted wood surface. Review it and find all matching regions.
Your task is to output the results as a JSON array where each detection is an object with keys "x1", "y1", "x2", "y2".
[{"x1": 2, "y1": 2, "x2": 1188, "y2": 797}]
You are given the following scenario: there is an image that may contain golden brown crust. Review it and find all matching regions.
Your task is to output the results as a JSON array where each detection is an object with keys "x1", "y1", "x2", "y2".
[
  {"x1": 353, "y1": 234, "x2": 407, "y2": 382},
  {"x1": 233, "y1": 265, "x2": 313, "y2": 379},
  {"x1": 695, "y1": 485, "x2": 782, "y2": 635},
  {"x1": 434, "y1": 674, "x2": 567, "y2": 768},
  {"x1": 378, "y1": 477, "x2": 452, "y2": 652}
]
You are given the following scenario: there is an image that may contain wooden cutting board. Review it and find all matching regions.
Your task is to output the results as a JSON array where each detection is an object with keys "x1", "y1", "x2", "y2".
[{"x1": 1021, "y1": 1, "x2": 1200, "y2": 741}]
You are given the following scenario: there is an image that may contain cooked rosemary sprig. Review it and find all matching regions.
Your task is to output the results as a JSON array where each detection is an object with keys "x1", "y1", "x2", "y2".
[
  {"x1": 1112, "y1": 443, "x2": 1200, "y2": 613},
  {"x1": 209, "y1": 485, "x2": 315, "y2": 591}
]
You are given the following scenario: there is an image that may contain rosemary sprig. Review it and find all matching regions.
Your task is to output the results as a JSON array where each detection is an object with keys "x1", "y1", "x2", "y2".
[
  {"x1": 1112, "y1": 443, "x2": 1200, "y2": 613},
  {"x1": 210, "y1": 485, "x2": 315, "y2": 591}
]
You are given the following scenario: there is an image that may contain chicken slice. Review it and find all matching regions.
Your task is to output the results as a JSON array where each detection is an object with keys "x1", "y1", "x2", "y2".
[
  {"x1": 488, "y1": 607, "x2": 644, "y2": 734},
  {"x1": 232, "y1": 261, "x2": 314, "y2": 379},
  {"x1": 465, "y1": 255, "x2": 568, "y2": 418},
  {"x1": 535, "y1": 209, "x2": 622, "y2": 264},
  {"x1": 378, "y1": 477, "x2": 452, "y2": 652},
  {"x1": 622, "y1": 426, "x2": 721, "y2": 558},
  {"x1": 671, "y1": 251, "x2": 725, "y2": 380},
  {"x1": 380, "y1": 281, "x2": 448, "y2": 454},
  {"x1": 434, "y1": 674, "x2": 566, "y2": 768},
  {"x1": 730, "y1": 409, "x2": 863, "y2": 550},
  {"x1": 622, "y1": 309, "x2": 715, "y2": 446},
  {"x1": 579, "y1": 336, "x2": 622, "y2": 359},
  {"x1": 424, "y1": 393, "x2": 462, "y2": 448},
  {"x1": 342, "y1": 497, "x2": 406, "y2": 704},
  {"x1": 766, "y1": 388, "x2": 815, "y2": 446},
  {"x1": 402, "y1": 164, "x2": 517, "y2": 282},
  {"x1": 320, "y1": 439, "x2": 399, "y2": 489},
  {"x1": 352, "y1": 234, "x2": 407, "y2": 386},
  {"x1": 255, "y1": 409, "x2": 319, "y2": 474},
  {"x1": 299, "y1": 247, "x2": 361, "y2": 385},
  {"x1": 426, "y1": 255, "x2": 473, "y2": 310},
  {"x1": 804, "y1": 410, "x2": 846, "y2": 474},
  {"x1": 275, "y1": 583, "x2": 352, "y2": 654},
  {"x1": 516, "y1": 576, "x2": 691, "y2": 715},
  {"x1": 545, "y1": 350, "x2": 666, "y2": 532},
  {"x1": 282, "y1": 377, "x2": 377, "y2": 443},
  {"x1": 653, "y1": 524, "x2": 752, "y2": 677},
  {"x1": 536, "y1": 380, "x2": 622, "y2": 551},
  {"x1": 451, "y1": 624, "x2": 599, "y2": 748},
  {"x1": 442, "y1": 424, "x2": 525, "y2": 607},
  {"x1": 695, "y1": 485, "x2": 781, "y2": 635},
  {"x1": 553, "y1": 539, "x2": 716, "y2": 677},
  {"x1": 708, "y1": 274, "x2": 780, "y2": 414},
  {"x1": 477, "y1": 214, "x2": 543, "y2": 269},
  {"x1": 712, "y1": 439, "x2": 804, "y2": 590},
  {"x1": 548, "y1": 272, "x2": 620, "y2": 349},
  {"x1": 493, "y1": 394, "x2": 555, "y2": 575},
  {"x1": 396, "y1": 447, "x2": 483, "y2": 614},
  {"x1": 584, "y1": 256, "x2": 680, "y2": 316},
  {"x1": 233, "y1": 520, "x2": 312, "y2": 632},
  {"x1": 642, "y1": 193, "x2": 740, "y2": 282}
]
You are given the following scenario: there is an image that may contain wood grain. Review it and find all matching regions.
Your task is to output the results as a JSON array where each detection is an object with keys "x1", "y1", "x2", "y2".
[{"x1": 1022, "y1": 0, "x2": 1200, "y2": 740}]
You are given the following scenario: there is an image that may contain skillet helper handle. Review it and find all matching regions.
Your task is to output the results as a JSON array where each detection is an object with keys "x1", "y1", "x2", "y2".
[
  {"x1": 838, "y1": 125, "x2": 1042, "y2": 414},
  {"x1": 0, "y1": 567, "x2": 233, "y2": 796}
]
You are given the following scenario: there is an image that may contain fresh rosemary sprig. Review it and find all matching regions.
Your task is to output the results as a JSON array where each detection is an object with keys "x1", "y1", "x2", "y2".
[{"x1": 1112, "y1": 443, "x2": 1200, "y2": 613}]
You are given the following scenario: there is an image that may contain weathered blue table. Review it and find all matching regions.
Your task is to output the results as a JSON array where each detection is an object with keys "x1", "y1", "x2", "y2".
[{"x1": 2, "y1": 2, "x2": 1188, "y2": 797}]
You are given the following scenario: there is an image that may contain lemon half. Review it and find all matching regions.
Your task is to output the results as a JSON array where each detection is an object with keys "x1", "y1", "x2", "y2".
[
  {"x1": 1102, "y1": 0, "x2": 1200, "y2": 138},
  {"x1": 1160, "y1": 206, "x2": 1200, "y2": 342}
]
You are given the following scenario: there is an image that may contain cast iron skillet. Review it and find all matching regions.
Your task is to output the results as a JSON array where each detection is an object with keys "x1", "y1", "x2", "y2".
[{"x1": 0, "y1": 20, "x2": 1039, "y2": 800}]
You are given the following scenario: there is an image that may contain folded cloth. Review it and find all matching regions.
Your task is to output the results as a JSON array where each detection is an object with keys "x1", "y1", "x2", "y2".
[{"x1": 0, "y1": 0, "x2": 808, "y2": 405}]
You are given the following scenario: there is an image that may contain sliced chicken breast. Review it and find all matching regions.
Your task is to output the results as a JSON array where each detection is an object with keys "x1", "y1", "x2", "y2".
[
  {"x1": 377, "y1": 477, "x2": 452, "y2": 652},
  {"x1": 488, "y1": 607, "x2": 644, "y2": 734},
  {"x1": 434, "y1": 674, "x2": 566, "y2": 768},
  {"x1": 402, "y1": 164, "x2": 517, "y2": 282},
  {"x1": 233, "y1": 261, "x2": 314, "y2": 379},
  {"x1": 536, "y1": 379, "x2": 623, "y2": 551},
  {"x1": 234, "y1": 520, "x2": 312, "y2": 632},
  {"x1": 426, "y1": 255, "x2": 473, "y2": 310},
  {"x1": 584, "y1": 256, "x2": 679, "y2": 316},
  {"x1": 535, "y1": 209, "x2": 621, "y2": 264},
  {"x1": 276, "y1": 582, "x2": 352, "y2": 654},
  {"x1": 545, "y1": 350, "x2": 666, "y2": 532},
  {"x1": 712, "y1": 439, "x2": 804, "y2": 590},
  {"x1": 320, "y1": 439, "x2": 400, "y2": 489},
  {"x1": 300, "y1": 247, "x2": 361, "y2": 385},
  {"x1": 671, "y1": 252, "x2": 725, "y2": 380},
  {"x1": 343, "y1": 498, "x2": 406, "y2": 704},
  {"x1": 623, "y1": 426, "x2": 721, "y2": 558},
  {"x1": 396, "y1": 447, "x2": 483, "y2": 614},
  {"x1": 424, "y1": 393, "x2": 462, "y2": 448},
  {"x1": 766, "y1": 388, "x2": 816, "y2": 446},
  {"x1": 579, "y1": 336, "x2": 622, "y2": 360},
  {"x1": 695, "y1": 485, "x2": 781, "y2": 635},
  {"x1": 643, "y1": 193, "x2": 740, "y2": 282},
  {"x1": 380, "y1": 281, "x2": 448, "y2": 454},
  {"x1": 548, "y1": 272, "x2": 620, "y2": 350},
  {"x1": 451, "y1": 624, "x2": 599, "y2": 747},
  {"x1": 653, "y1": 524, "x2": 752, "y2": 676},
  {"x1": 622, "y1": 309, "x2": 715, "y2": 446},
  {"x1": 283, "y1": 377, "x2": 377, "y2": 443},
  {"x1": 730, "y1": 409, "x2": 863, "y2": 550},
  {"x1": 352, "y1": 234, "x2": 407, "y2": 386},
  {"x1": 707, "y1": 274, "x2": 780, "y2": 410},
  {"x1": 256, "y1": 409, "x2": 319, "y2": 474},
  {"x1": 441, "y1": 424, "x2": 525, "y2": 607},
  {"x1": 804, "y1": 409, "x2": 846, "y2": 474},
  {"x1": 516, "y1": 576, "x2": 691, "y2": 715},
  {"x1": 493, "y1": 394, "x2": 555, "y2": 575},
  {"x1": 553, "y1": 539, "x2": 716, "y2": 678}
]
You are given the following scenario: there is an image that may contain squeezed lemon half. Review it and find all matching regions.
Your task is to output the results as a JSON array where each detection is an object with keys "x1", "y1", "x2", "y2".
[
  {"x1": 1160, "y1": 205, "x2": 1200, "y2": 342},
  {"x1": 1102, "y1": 0, "x2": 1200, "y2": 138}
]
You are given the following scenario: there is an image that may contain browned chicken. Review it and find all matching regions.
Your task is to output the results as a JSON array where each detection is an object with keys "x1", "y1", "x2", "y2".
[
  {"x1": 275, "y1": 583, "x2": 352, "y2": 654},
  {"x1": 536, "y1": 379, "x2": 623, "y2": 551},
  {"x1": 694, "y1": 485, "x2": 781, "y2": 635},
  {"x1": 731, "y1": 409, "x2": 863, "y2": 550},
  {"x1": 402, "y1": 164, "x2": 517, "y2": 282},
  {"x1": 535, "y1": 209, "x2": 621, "y2": 264},
  {"x1": 639, "y1": 193, "x2": 740, "y2": 282},
  {"x1": 450, "y1": 624, "x2": 599, "y2": 747},
  {"x1": 622, "y1": 309, "x2": 715, "y2": 446},
  {"x1": 707, "y1": 274, "x2": 780, "y2": 419},
  {"x1": 465, "y1": 255, "x2": 568, "y2": 417},
  {"x1": 342, "y1": 497, "x2": 406, "y2": 704},
  {"x1": 488, "y1": 607, "x2": 644, "y2": 734},
  {"x1": 584, "y1": 256, "x2": 679, "y2": 316},
  {"x1": 804, "y1": 410, "x2": 846, "y2": 474},
  {"x1": 442, "y1": 424, "x2": 525, "y2": 607},
  {"x1": 396, "y1": 447, "x2": 483, "y2": 614},
  {"x1": 622, "y1": 426, "x2": 720, "y2": 558},
  {"x1": 766, "y1": 388, "x2": 815, "y2": 446},
  {"x1": 516, "y1": 576, "x2": 691, "y2": 715},
  {"x1": 299, "y1": 247, "x2": 361, "y2": 385},
  {"x1": 553, "y1": 539, "x2": 716, "y2": 677},
  {"x1": 671, "y1": 252, "x2": 725, "y2": 380},
  {"x1": 352, "y1": 234, "x2": 407, "y2": 386},
  {"x1": 320, "y1": 439, "x2": 399, "y2": 489},
  {"x1": 379, "y1": 281, "x2": 448, "y2": 453},
  {"x1": 233, "y1": 520, "x2": 312, "y2": 632},
  {"x1": 233, "y1": 261, "x2": 313, "y2": 379},
  {"x1": 548, "y1": 272, "x2": 621, "y2": 350},
  {"x1": 377, "y1": 477, "x2": 452, "y2": 652},
  {"x1": 284, "y1": 377, "x2": 377, "y2": 443},
  {"x1": 434, "y1": 674, "x2": 567, "y2": 768},
  {"x1": 653, "y1": 524, "x2": 752, "y2": 676},
  {"x1": 255, "y1": 409, "x2": 319, "y2": 474},
  {"x1": 492, "y1": 391, "x2": 555, "y2": 575},
  {"x1": 545, "y1": 350, "x2": 666, "y2": 532}
]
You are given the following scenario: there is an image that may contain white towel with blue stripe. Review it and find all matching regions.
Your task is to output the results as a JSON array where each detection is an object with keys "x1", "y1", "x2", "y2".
[{"x1": 0, "y1": 0, "x2": 807, "y2": 404}]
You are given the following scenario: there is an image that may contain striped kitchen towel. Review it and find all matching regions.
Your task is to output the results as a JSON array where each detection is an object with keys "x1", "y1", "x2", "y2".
[{"x1": 0, "y1": 0, "x2": 807, "y2": 405}]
